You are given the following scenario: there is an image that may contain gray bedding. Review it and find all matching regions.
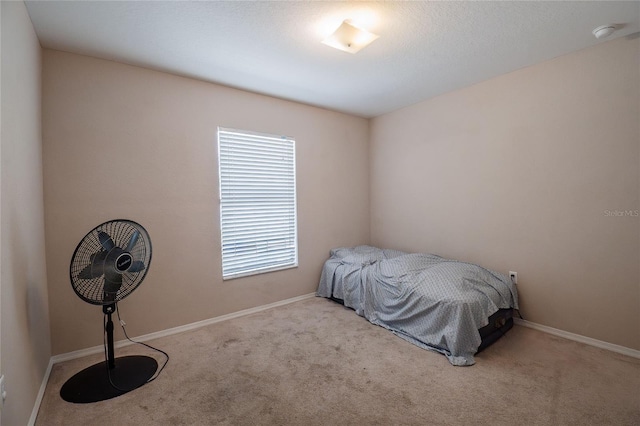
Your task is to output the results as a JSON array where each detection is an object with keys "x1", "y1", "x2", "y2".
[{"x1": 317, "y1": 246, "x2": 519, "y2": 366}]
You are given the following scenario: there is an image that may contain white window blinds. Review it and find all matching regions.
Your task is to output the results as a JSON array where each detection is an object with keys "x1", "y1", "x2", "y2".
[{"x1": 217, "y1": 127, "x2": 298, "y2": 279}]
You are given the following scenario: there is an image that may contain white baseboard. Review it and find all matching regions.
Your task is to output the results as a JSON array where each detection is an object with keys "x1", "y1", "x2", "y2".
[
  {"x1": 28, "y1": 357, "x2": 54, "y2": 426},
  {"x1": 514, "y1": 318, "x2": 640, "y2": 359},
  {"x1": 51, "y1": 292, "x2": 316, "y2": 364}
]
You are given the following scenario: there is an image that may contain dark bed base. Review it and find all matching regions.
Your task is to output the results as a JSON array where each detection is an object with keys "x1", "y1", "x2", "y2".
[
  {"x1": 476, "y1": 308, "x2": 513, "y2": 353},
  {"x1": 329, "y1": 297, "x2": 513, "y2": 354}
]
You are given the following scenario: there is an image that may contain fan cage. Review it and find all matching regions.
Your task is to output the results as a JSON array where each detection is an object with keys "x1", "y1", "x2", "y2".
[{"x1": 70, "y1": 219, "x2": 152, "y2": 305}]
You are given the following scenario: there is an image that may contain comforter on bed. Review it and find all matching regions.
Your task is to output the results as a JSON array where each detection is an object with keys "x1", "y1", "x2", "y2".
[{"x1": 317, "y1": 246, "x2": 519, "y2": 366}]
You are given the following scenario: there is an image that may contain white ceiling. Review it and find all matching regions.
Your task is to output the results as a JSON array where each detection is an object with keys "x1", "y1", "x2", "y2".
[{"x1": 25, "y1": 1, "x2": 640, "y2": 118}]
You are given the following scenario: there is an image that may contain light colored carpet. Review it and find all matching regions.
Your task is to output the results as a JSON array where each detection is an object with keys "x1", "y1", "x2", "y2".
[{"x1": 37, "y1": 297, "x2": 640, "y2": 425}]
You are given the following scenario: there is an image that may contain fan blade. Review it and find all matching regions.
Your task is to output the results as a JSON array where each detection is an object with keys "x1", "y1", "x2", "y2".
[
  {"x1": 78, "y1": 265, "x2": 93, "y2": 279},
  {"x1": 78, "y1": 265, "x2": 101, "y2": 279},
  {"x1": 127, "y1": 260, "x2": 146, "y2": 273},
  {"x1": 126, "y1": 230, "x2": 139, "y2": 252},
  {"x1": 77, "y1": 251, "x2": 107, "y2": 279},
  {"x1": 98, "y1": 231, "x2": 115, "y2": 251}
]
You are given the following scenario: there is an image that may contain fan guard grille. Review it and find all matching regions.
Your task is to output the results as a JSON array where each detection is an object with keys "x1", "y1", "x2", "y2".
[{"x1": 70, "y1": 219, "x2": 152, "y2": 305}]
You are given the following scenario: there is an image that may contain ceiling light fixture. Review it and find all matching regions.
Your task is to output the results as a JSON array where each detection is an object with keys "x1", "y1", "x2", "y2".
[
  {"x1": 592, "y1": 25, "x2": 616, "y2": 39},
  {"x1": 321, "y1": 20, "x2": 379, "y2": 54}
]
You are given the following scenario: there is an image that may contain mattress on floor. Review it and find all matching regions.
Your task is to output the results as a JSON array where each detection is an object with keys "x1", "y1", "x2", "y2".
[{"x1": 317, "y1": 245, "x2": 519, "y2": 365}]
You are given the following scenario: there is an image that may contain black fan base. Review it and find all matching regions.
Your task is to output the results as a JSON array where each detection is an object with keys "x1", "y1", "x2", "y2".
[{"x1": 60, "y1": 355, "x2": 158, "y2": 403}]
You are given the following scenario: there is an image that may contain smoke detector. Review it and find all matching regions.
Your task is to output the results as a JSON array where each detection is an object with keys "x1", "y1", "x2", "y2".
[{"x1": 592, "y1": 25, "x2": 615, "y2": 39}]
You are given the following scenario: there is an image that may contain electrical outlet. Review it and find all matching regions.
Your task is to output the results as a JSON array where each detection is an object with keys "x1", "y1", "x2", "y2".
[
  {"x1": 0, "y1": 374, "x2": 6, "y2": 408},
  {"x1": 509, "y1": 271, "x2": 518, "y2": 284}
]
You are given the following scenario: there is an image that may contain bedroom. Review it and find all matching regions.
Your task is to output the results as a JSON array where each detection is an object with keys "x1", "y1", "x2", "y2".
[{"x1": 2, "y1": 1, "x2": 639, "y2": 424}]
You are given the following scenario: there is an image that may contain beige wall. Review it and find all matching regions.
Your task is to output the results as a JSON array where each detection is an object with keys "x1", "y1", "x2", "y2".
[
  {"x1": 41, "y1": 26, "x2": 639, "y2": 359},
  {"x1": 1, "y1": 2, "x2": 52, "y2": 425},
  {"x1": 370, "y1": 36, "x2": 640, "y2": 350},
  {"x1": 42, "y1": 50, "x2": 370, "y2": 355}
]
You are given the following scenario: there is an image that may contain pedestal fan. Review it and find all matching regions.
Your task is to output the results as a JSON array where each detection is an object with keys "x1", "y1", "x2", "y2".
[{"x1": 60, "y1": 219, "x2": 158, "y2": 403}]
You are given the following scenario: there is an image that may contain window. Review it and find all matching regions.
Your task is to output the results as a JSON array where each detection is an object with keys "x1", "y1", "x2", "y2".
[{"x1": 217, "y1": 127, "x2": 298, "y2": 279}]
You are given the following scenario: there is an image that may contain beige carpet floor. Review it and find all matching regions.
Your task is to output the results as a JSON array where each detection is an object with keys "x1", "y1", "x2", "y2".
[{"x1": 37, "y1": 297, "x2": 640, "y2": 425}]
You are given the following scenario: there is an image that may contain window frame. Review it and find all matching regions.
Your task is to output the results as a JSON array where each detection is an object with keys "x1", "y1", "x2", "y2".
[{"x1": 217, "y1": 127, "x2": 298, "y2": 280}]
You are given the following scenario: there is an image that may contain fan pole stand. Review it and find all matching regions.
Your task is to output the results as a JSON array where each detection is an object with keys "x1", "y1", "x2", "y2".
[{"x1": 60, "y1": 304, "x2": 158, "y2": 404}]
